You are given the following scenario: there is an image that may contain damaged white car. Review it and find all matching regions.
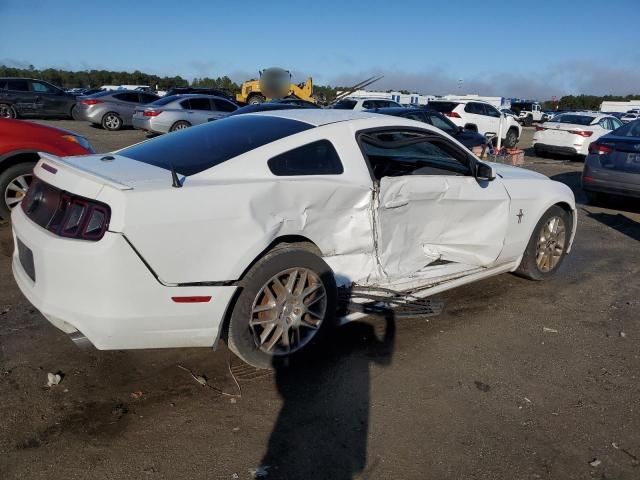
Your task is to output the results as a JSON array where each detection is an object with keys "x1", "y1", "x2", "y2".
[{"x1": 11, "y1": 110, "x2": 576, "y2": 368}]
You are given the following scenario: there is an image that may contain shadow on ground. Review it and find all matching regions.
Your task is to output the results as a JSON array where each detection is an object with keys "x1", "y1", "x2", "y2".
[{"x1": 259, "y1": 317, "x2": 395, "y2": 480}]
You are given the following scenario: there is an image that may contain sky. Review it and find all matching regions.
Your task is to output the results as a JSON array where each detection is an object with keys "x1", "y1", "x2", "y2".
[{"x1": 1, "y1": 0, "x2": 639, "y2": 99}]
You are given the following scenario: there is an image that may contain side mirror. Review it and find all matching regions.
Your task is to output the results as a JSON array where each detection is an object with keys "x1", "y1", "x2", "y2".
[{"x1": 475, "y1": 161, "x2": 496, "y2": 181}]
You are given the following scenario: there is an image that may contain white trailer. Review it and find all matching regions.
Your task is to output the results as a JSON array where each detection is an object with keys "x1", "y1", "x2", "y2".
[
  {"x1": 600, "y1": 100, "x2": 640, "y2": 113},
  {"x1": 339, "y1": 89, "x2": 434, "y2": 106}
]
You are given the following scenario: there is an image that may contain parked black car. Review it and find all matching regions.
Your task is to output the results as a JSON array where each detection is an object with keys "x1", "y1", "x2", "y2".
[
  {"x1": 0, "y1": 77, "x2": 78, "y2": 119},
  {"x1": 365, "y1": 107, "x2": 488, "y2": 149},
  {"x1": 165, "y1": 87, "x2": 234, "y2": 102}
]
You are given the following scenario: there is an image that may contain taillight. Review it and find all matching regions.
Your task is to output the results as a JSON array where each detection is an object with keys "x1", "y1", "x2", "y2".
[
  {"x1": 588, "y1": 142, "x2": 613, "y2": 155},
  {"x1": 81, "y1": 99, "x2": 103, "y2": 106},
  {"x1": 143, "y1": 110, "x2": 162, "y2": 117},
  {"x1": 535, "y1": 126, "x2": 546, "y2": 131},
  {"x1": 570, "y1": 130, "x2": 593, "y2": 137},
  {"x1": 51, "y1": 195, "x2": 110, "y2": 240},
  {"x1": 444, "y1": 112, "x2": 460, "y2": 118}
]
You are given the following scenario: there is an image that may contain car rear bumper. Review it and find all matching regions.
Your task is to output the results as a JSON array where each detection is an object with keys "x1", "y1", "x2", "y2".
[
  {"x1": 132, "y1": 116, "x2": 150, "y2": 131},
  {"x1": 11, "y1": 206, "x2": 237, "y2": 350},
  {"x1": 534, "y1": 143, "x2": 578, "y2": 156},
  {"x1": 582, "y1": 175, "x2": 640, "y2": 198}
]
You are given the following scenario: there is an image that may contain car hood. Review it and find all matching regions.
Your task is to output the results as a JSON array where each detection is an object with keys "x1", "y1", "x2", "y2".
[{"x1": 487, "y1": 162, "x2": 548, "y2": 180}]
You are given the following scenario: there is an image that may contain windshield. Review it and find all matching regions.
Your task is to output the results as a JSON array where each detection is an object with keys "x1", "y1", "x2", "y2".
[
  {"x1": 118, "y1": 115, "x2": 314, "y2": 176},
  {"x1": 550, "y1": 114, "x2": 595, "y2": 126}
]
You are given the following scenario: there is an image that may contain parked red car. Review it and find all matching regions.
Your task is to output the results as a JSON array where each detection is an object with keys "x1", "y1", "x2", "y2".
[{"x1": 0, "y1": 118, "x2": 93, "y2": 219}]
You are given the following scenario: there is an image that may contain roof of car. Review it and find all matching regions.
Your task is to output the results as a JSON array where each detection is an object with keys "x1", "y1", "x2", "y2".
[
  {"x1": 365, "y1": 107, "x2": 433, "y2": 115},
  {"x1": 247, "y1": 109, "x2": 380, "y2": 126}
]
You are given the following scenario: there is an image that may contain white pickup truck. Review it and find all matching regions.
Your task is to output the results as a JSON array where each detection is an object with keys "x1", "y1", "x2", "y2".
[{"x1": 510, "y1": 102, "x2": 544, "y2": 126}]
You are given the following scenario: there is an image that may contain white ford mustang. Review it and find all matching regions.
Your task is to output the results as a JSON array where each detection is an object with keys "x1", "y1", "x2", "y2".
[{"x1": 11, "y1": 110, "x2": 577, "y2": 368}]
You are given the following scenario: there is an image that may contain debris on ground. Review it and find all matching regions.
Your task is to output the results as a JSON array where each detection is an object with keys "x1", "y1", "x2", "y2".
[
  {"x1": 111, "y1": 403, "x2": 128, "y2": 419},
  {"x1": 619, "y1": 331, "x2": 627, "y2": 338},
  {"x1": 231, "y1": 474, "x2": 239, "y2": 479},
  {"x1": 589, "y1": 458, "x2": 602, "y2": 467},
  {"x1": 177, "y1": 364, "x2": 241, "y2": 398},
  {"x1": 524, "y1": 397, "x2": 532, "y2": 404},
  {"x1": 46, "y1": 372, "x2": 62, "y2": 387},
  {"x1": 543, "y1": 327, "x2": 559, "y2": 333},
  {"x1": 0, "y1": 307, "x2": 10, "y2": 315},
  {"x1": 130, "y1": 391, "x2": 144, "y2": 399},
  {"x1": 474, "y1": 381, "x2": 491, "y2": 392},
  {"x1": 249, "y1": 466, "x2": 270, "y2": 478}
]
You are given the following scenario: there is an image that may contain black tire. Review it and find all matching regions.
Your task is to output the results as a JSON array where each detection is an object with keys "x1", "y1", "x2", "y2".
[
  {"x1": 226, "y1": 245, "x2": 337, "y2": 369},
  {"x1": 69, "y1": 104, "x2": 78, "y2": 120},
  {"x1": 503, "y1": 128, "x2": 518, "y2": 148},
  {"x1": 248, "y1": 94, "x2": 266, "y2": 105},
  {"x1": 101, "y1": 112, "x2": 122, "y2": 131},
  {"x1": 524, "y1": 115, "x2": 533, "y2": 127},
  {"x1": 170, "y1": 120, "x2": 191, "y2": 132},
  {"x1": 534, "y1": 145, "x2": 546, "y2": 158},
  {"x1": 0, "y1": 162, "x2": 35, "y2": 220},
  {"x1": 516, "y1": 205, "x2": 572, "y2": 281},
  {"x1": 0, "y1": 103, "x2": 16, "y2": 119}
]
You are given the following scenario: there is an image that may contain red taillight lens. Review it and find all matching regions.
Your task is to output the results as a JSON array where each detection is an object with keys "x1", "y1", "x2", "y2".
[
  {"x1": 588, "y1": 142, "x2": 613, "y2": 155},
  {"x1": 48, "y1": 194, "x2": 110, "y2": 241},
  {"x1": 143, "y1": 110, "x2": 162, "y2": 117},
  {"x1": 535, "y1": 126, "x2": 546, "y2": 131},
  {"x1": 444, "y1": 112, "x2": 460, "y2": 118},
  {"x1": 81, "y1": 99, "x2": 103, "y2": 106},
  {"x1": 570, "y1": 130, "x2": 593, "y2": 137}
]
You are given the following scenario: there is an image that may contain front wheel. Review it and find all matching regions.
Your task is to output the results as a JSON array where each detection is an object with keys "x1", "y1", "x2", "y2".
[
  {"x1": 516, "y1": 205, "x2": 572, "y2": 281},
  {"x1": 503, "y1": 128, "x2": 518, "y2": 148},
  {"x1": 0, "y1": 103, "x2": 16, "y2": 119},
  {"x1": 226, "y1": 245, "x2": 337, "y2": 369},
  {"x1": 0, "y1": 163, "x2": 35, "y2": 220}
]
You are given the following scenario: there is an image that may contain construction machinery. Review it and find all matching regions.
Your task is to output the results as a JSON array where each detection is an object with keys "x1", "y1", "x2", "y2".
[
  {"x1": 236, "y1": 68, "x2": 314, "y2": 105},
  {"x1": 235, "y1": 68, "x2": 384, "y2": 106}
]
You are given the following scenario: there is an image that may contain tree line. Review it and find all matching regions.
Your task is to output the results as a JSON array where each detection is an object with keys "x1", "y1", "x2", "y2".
[{"x1": 1, "y1": 65, "x2": 637, "y2": 108}]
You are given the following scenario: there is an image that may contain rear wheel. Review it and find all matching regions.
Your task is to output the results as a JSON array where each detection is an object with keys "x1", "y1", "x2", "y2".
[
  {"x1": 170, "y1": 120, "x2": 191, "y2": 132},
  {"x1": 524, "y1": 115, "x2": 533, "y2": 126},
  {"x1": 0, "y1": 163, "x2": 34, "y2": 220},
  {"x1": 102, "y1": 112, "x2": 122, "y2": 131},
  {"x1": 516, "y1": 205, "x2": 571, "y2": 281},
  {"x1": 226, "y1": 245, "x2": 337, "y2": 369},
  {"x1": 0, "y1": 103, "x2": 16, "y2": 119}
]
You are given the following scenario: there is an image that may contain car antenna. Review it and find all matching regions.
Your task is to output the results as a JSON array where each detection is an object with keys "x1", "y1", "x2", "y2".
[{"x1": 170, "y1": 164, "x2": 182, "y2": 188}]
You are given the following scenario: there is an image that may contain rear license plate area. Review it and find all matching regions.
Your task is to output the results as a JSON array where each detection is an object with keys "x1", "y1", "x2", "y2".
[{"x1": 17, "y1": 238, "x2": 35, "y2": 282}]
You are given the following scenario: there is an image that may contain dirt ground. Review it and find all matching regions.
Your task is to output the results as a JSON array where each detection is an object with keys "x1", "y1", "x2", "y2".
[{"x1": 1, "y1": 123, "x2": 639, "y2": 480}]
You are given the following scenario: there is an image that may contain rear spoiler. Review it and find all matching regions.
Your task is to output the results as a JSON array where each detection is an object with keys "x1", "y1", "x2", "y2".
[{"x1": 37, "y1": 152, "x2": 132, "y2": 191}]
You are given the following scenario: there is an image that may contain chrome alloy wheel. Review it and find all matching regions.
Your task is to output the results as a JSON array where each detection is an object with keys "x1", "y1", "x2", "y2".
[
  {"x1": 250, "y1": 267, "x2": 327, "y2": 355},
  {"x1": 535, "y1": 216, "x2": 567, "y2": 272},
  {"x1": 4, "y1": 173, "x2": 32, "y2": 210},
  {"x1": 104, "y1": 114, "x2": 121, "y2": 129}
]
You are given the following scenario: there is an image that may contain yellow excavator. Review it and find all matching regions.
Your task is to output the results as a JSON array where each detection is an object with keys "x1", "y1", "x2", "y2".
[{"x1": 236, "y1": 68, "x2": 314, "y2": 105}]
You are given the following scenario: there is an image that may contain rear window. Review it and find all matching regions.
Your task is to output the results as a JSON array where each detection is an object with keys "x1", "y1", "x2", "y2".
[
  {"x1": 551, "y1": 114, "x2": 595, "y2": 125},
  {"x1": 148, "y1": 95, "x2": 181, "y2": 106},
  {"x1": 332, "y1": 99, "x2": 357, "y2": 110},
  {"x1": 428, "y1": 102, "x2": 459, "y2": 113},
  {"x1": 118, "y1": 115, "x2": 314, "y2": 176}
]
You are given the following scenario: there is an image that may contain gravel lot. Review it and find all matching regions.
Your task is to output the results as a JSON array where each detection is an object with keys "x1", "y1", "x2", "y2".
[{"x1": 1, "y1": 122, "x2": 639, "y2": 480}]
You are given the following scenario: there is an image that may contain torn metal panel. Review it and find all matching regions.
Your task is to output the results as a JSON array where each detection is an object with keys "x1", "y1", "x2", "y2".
[{"x1": 374, "y1": 175, "x2": 511, "y2": 281}]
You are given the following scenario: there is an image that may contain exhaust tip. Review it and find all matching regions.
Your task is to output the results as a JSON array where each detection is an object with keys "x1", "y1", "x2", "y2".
[{"x1": 68, "y1": 331, "x2": 94, "y2": 350}]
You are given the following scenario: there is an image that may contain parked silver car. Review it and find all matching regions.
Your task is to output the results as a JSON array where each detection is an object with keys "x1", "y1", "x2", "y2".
[
  {"x1": 74, "y1": 90, "x2": 160, "y2": 131},
  {"x1": 132, "y1": 94, "x2": 238, "y2": 134}
]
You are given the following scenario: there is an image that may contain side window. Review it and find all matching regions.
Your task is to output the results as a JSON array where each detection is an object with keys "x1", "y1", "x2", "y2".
[
  {"x1": 362, "y1": 100, "x2": 375, "y2": 109},
  {"x1": 426, "y1": 113, "x2": 456, "y2": 134},
  {"x1": 483, "y1": 104, "x2": 501, "y2": 118},
  {"x1": 464, "y1": 102, "x2": 482, "y2": 114},
  {"x1": 0, "y1": 79, "x2": 7, "y2": 90},
  {"x1": 7, "y1": 79, "x2": 29, "y2": 92},
  {"x1": 268, "y1": 140, "x2": 344, "y2": 176},
  {"x1": 598, "y1": 118, "x2": 611, "y2": 130},
  {"x1": 31, "y1": 81, "x2": 55, "y2": 93},
  {"x1": 180, "y1": 99, "x2": 191, "y2": 109},
  {"x1": 360, "y1": 131, "x2": 470, "y2": 179},
  {"x1": 114, "y1": 92, "x2": 140, "y2": 102},
  {"x1": 189, "y1": 98, "x2": 213, "y2": 111},
  {"x1": 403, "y1": 112, "x2": 427, "y2": 122},
  {"x1": 213, "y1": 98, "x2": 237, "y2": 112},
  {"x1": 611, "y1": 118, "x2": 623, "y2": 129}
]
